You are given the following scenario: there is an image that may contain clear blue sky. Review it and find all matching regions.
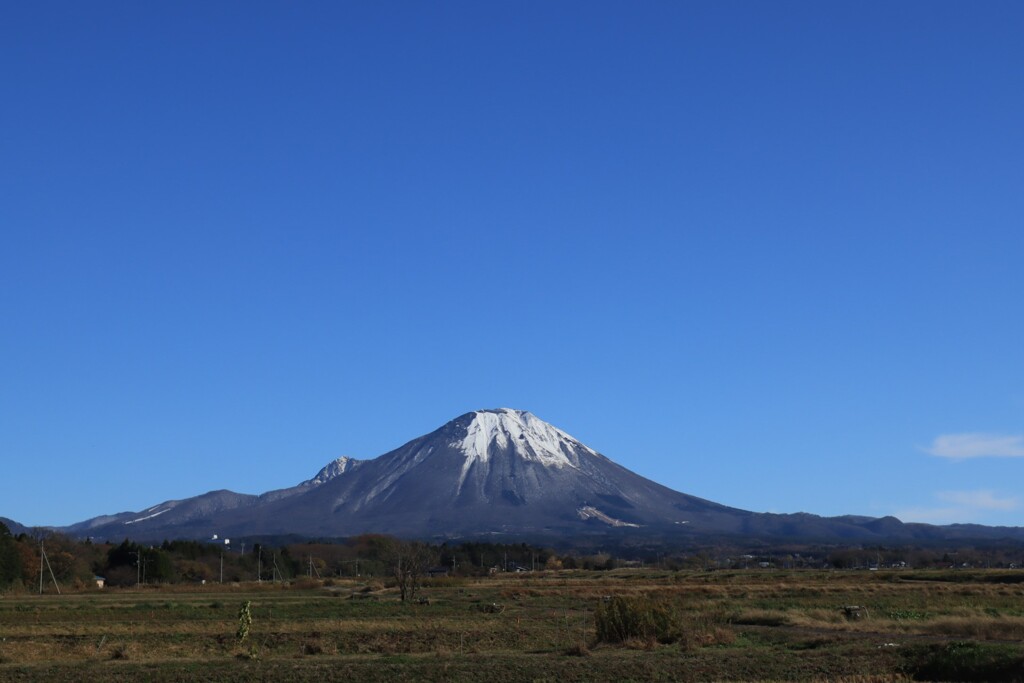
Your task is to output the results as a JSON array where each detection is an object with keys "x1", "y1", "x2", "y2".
[{"x1": 3, "y1": 2, "x2": 1023, "y2": 529}]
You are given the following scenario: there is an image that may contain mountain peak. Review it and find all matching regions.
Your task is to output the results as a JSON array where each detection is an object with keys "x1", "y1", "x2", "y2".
[
  {"x1": 454, "y1": 408, "x2": 595, "y2": 470},
  {"x1": 306, "y1": 456, "x2": 362, "y2": 486}
]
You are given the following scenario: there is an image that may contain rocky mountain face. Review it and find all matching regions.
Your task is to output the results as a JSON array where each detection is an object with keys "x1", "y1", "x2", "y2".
[{"x1": 61, "y1": 409, "x2": 1024, "y2": 544}]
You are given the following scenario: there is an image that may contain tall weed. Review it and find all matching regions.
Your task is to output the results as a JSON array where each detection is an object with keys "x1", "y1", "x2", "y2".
[{"x1": 595, "y1": 595, "x2": 683, "y2": 644}]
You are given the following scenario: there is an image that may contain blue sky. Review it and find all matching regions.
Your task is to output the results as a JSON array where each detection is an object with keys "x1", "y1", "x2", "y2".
[{"x1": 2, "y1": 2, "x2": 1023, "y2": 529}]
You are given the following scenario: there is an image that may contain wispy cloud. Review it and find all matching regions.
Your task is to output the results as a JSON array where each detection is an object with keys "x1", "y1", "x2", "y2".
[
  {"x1": 923, "y1": 433, "x2": 1024, "y2": 459},
  {"x1": 892, "y1": 506, "x2": 965, "y2": 525},
  {"x1": 935, "y1": 490, "x2": 1020, "y2": 511},
  {"x1": 895, "y1": 489, "x2": 1020, "y2": 525}
]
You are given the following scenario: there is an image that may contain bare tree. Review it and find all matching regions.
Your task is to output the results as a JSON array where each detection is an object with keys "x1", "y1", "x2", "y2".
[{"x1": 382, "y1": 539, "x2": 434, "y2": 602}]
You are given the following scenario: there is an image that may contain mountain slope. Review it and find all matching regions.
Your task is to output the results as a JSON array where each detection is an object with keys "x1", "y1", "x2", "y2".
[
  {"x1": 0, "y1": 517, "x2": 29, "y2": 536},
  {"x1": 63, "y1": 457, "x2": 359, "y2": 538}
]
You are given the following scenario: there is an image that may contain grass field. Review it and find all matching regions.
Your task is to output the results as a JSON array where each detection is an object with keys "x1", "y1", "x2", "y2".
[{"x1": 3, "y1": 569, "x2": 1024, "y2": 681}]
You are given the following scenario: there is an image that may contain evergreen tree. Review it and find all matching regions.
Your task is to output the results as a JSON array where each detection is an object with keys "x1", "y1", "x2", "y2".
[{"x1": 0, "y1": 522, "x2": 22, "y2": 589}]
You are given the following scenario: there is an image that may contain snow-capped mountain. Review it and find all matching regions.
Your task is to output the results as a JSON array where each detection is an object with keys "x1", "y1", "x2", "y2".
[
  {"x1": 60, "y1": 409, "x2": 1024, "y2": 543},
  {"x1": 64, "y1": 408, "x2": 733, "y2": 539},
  {"x1": 287, "y1": 408, "x2": 747, "y2": 533}
]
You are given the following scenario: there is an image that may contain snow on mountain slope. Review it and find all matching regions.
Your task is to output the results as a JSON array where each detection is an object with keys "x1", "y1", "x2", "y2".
[
  {"x1": 577, "y1": 505, "x2": 642, "y2": 528},
  {"x1": 305, "y1": 456, "x2": 363, "y2": 486},
  {"x1": 457, "y1": 408, "x2": 594, "y2": 468},
  {"x1": 453, "y1": 408, "x2": 594, "y2": 493}
]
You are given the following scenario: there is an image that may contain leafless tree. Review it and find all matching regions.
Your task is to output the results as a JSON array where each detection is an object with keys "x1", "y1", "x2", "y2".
[{"x1": 382, "y1": 539, "x2": 435, "y2": 602}]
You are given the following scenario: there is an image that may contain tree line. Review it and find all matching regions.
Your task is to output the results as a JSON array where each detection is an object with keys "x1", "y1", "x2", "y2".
[
  {"x1": 4, "y1": 521, "x2": 1022, "y2": 594},
  {"x1": 0, "y1": 522, "x2": 567, "y2": 593}
]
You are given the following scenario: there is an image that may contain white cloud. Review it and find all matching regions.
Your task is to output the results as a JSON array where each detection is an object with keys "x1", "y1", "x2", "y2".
[
  {"x1": 892, "y1": 506, "x2": 966, "y2": 525},
  {"x1": 935, "y1": 490, "x2": 1020, "y2": 511},
  {"x1": 923, "y1": 433, "x2": 1024, "y2": 459},
  {"x1": 895, "y1": 489, "x2": 1020, "y2": 525}
]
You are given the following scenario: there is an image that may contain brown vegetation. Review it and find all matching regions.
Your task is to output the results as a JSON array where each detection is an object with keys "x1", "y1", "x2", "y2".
[{"x1": 2, "y1": 568, "x2": 1024, "y2": 681}]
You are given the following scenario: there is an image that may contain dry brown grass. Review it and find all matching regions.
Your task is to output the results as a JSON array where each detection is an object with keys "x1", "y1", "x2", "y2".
[
  {"x1": 732, "y1": 608, "x2": 793, "y2": 626},
  {"x1": 2, "y1": 569, "x2": 1022, "y2": 681},
  {"x1": 919, "y1": 615, "x2": 1024, "y2": 640},
  {"x1": 803, "y1": 677, "x2": 910, "y2": 683}
]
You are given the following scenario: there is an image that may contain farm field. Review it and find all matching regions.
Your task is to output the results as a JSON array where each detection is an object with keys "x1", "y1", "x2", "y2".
[{"x1": 2, "y1": 569, "x2": 1024, "y2": 682}]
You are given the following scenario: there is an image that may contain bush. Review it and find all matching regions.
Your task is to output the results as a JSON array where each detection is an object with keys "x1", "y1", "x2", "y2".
[{"x1": 595, "y1": 596, "x2": 683, "y2": 645}]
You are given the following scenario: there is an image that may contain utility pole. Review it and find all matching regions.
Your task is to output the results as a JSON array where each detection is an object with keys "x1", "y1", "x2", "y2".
[
  {"x1": 130, "y1": 550, "x2": 141, "y2": 587},
  {"x1": 218, "y1": 539, "x2": 230, "y2": 583},
  {"x1": 38, "y1": 542, "x2": 61, "y2": 595}
]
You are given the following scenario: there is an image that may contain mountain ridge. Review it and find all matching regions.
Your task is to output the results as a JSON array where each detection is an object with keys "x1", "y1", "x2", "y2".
[
  {"x1": 54, "y1": 409, "x2": 1024, "y2": 544},
  {"x1": 0, "y1": 517, "x2": 28, "y2": 536}
]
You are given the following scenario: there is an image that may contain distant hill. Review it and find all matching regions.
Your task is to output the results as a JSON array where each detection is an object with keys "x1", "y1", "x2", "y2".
[
  {"x1": 62, "y1": 408, "x2": 1024, "y2": 545},
  {"x1": 0, "y1": 517, "x2": 29, "y2": 536}
]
